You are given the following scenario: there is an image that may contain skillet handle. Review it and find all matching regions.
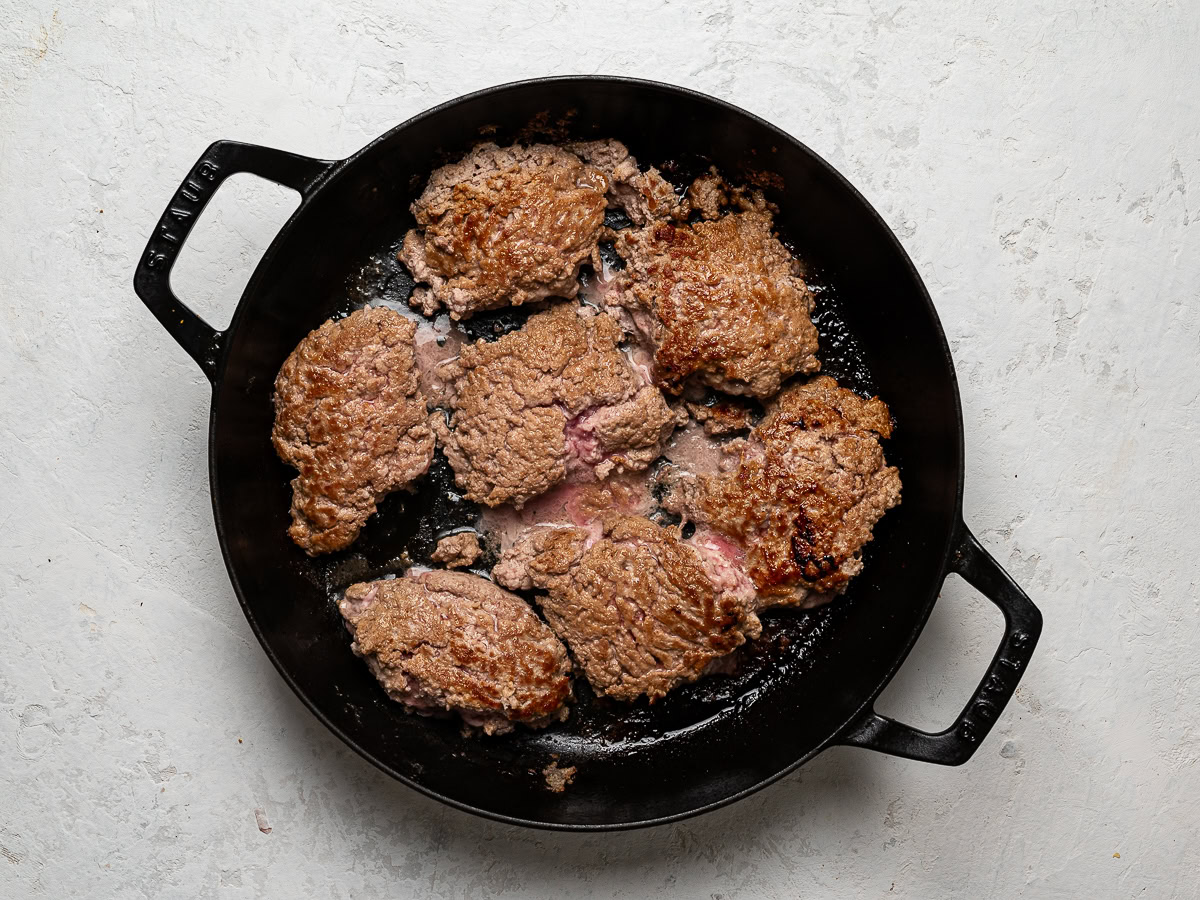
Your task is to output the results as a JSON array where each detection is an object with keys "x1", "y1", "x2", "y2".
[
  {"x1": 837, "y1": 524, "x2": 1043, "y2": 765},
  {"x1": 133, "y1": 140, "x2": 335, "y2": 382}
]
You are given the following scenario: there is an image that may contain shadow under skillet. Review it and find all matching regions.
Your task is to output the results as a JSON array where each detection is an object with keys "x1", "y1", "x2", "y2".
[{"x1": 267, "y1": 658, "x2": 892, "y2": 871}]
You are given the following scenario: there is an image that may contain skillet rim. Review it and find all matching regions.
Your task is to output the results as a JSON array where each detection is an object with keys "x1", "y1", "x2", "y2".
[{"x1": 206, "y1": 74, "x2": 966, "y2": 831}]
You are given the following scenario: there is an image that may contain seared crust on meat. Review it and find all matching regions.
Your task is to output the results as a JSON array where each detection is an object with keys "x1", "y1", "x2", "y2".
[
  {"x1": 437, "y1": 304, "x2": 685, "y2": 508},
  {"x1": 272, "y1": 307, "x2": 435, "y2": 555},
  {"x1": 494, "y1": 516, "x2": 761, "y2": 702},
  {"x1": 401, "y1": 143, "x2": 609, "y2": 319},
  {"x1": 611, "y1": 190, "x2": 821, "y2": 397},
  {"x1": 568, "y1": 139, "x2": 685, "y2": 225},
  {"x1": 340, "y1": 571, "x2": 572, "y2": 735},
  {"x1": 660, "y1": 376, "x2": 901, "y2": 606}
]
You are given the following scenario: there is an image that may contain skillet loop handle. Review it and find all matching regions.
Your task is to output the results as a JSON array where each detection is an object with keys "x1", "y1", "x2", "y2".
[
  {"x1": 838, "y1": 524, "x2": 1043, "y2": 765},
  {"x1": 133, "y1": 140, "x2": 335, "y2": 382}
]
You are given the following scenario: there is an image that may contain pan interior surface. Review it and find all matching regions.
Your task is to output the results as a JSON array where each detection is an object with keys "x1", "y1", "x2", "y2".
[{"x1": 210, "y1": 79, "x2": 962, "y2": 828}]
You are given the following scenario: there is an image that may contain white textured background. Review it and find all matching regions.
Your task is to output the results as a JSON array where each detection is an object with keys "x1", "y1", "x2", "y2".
[{"x1": 2, "y1": 1, "x2": 1198, "y2": 897}]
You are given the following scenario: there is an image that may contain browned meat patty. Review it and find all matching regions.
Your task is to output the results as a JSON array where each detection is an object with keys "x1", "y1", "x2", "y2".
[
  {"x1": 609, "y1": 189, "x2": 821, "y2": 397},
  {"x1": 493, "y1": 515, "x2": 761, "y2": 702},
  {"x1": 436, "y1": 303, "x2": 686, "y2": 508},
  {"x1": 272, "y1": 307, "x2": 436, "y2": 555},
  {"x1": 339, "y1": 570, "x2": 572, "y2": 735},
  {"x1": 401, "y1": 143, "x2": 609, "y2": 320},
  {"x1": 431, "y1": 531, "x2": 482, "y2": 568},
  {"x1": 659, "y1": 376, "x2": 901, "y2": 607}
]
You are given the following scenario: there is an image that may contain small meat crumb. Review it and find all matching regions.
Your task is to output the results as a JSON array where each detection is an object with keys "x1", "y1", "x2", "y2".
[
  {"x1": 686, "y1": 169, "x2": 730, "y2": 220},
  {"x1": 254, "y1": 808, "x2": 272, "y2": 834},
  {"x1": 543, "y1": 762, "x2": 577, "y2": 793},
  {"x1": 431, "y1": 532, "x2": 482, "y2": 568},
  {"x1": 685, "y1": 399, "x2": 754, "y2": 436}
]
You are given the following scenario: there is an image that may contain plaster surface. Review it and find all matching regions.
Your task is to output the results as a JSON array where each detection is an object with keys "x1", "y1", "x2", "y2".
[{"x1": 1, "y1": 1, "x2": 1198, "y2": 897}]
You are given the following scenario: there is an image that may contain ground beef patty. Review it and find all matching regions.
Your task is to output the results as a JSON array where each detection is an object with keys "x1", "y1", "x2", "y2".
[
  {"x1": 436, "y1": 303, "x2": 685, "y2": 508},
  {"x1": 340, "y1": 570, "x2": 572, "y2": 735},
  {"x1": 493, "y1": 515, "x2": 761, "y2": 702},
  {"x1": 659, "y1": 376, "x2": 901, "y2": 607},
  {"x1": 401, "y1": 143, "x2": 609, "y2": 320},
  {"x1": 272, "y1": 307, "x2": 435, "y2": 555},
  {"x1": 610, "y1": 186, "x2": 821, "y2": 398}
]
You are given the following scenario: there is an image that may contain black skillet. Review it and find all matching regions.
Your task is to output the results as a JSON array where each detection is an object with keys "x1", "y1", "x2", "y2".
[{"x1": 133, "y1": 77, "x2": 1042, "y2": 830}]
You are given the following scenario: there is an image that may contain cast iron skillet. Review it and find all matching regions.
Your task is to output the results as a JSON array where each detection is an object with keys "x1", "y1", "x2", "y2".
[{"x1": 133, "y1": 76, "x2": 1042, "y2": 830}]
